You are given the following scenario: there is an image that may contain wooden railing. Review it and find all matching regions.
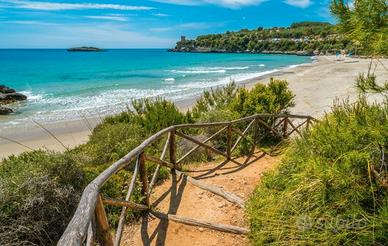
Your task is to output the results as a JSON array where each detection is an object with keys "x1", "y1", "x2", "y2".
[{"x1": 58, "y1": 113, "x2": 316, "y2": 246}]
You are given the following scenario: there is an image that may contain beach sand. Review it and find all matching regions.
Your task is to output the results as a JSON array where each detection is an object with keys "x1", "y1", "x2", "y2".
[{"x1": 1, "y1": 55, "x2": 387, "y2": 159}]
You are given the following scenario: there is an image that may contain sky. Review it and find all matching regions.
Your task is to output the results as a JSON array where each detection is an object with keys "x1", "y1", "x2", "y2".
[{"x1": 0, "y1": 0, "x2": 334, "y2": 48}]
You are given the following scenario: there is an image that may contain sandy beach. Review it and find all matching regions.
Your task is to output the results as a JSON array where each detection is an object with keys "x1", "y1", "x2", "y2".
[{"x1": 1, "y1": 55, "x2": 387, "y2": 159}]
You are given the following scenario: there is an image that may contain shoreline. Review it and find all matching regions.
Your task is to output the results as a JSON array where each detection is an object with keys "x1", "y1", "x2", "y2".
[{"x1": 1, "y1": 55, "x2": 387, "y2": 159}]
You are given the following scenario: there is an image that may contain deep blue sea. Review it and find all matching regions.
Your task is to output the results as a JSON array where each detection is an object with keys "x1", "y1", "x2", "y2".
[{"x1": 0, "y1": 49, "x2": 311, "y2": 126}]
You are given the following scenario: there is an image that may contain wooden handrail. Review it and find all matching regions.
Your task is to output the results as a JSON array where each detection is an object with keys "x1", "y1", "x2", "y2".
[{"x1": 58, "y1": 113, "x2": 315, "y2": 246}]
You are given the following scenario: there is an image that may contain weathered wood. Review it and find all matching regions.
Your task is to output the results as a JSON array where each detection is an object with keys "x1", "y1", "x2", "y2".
[
  {"x1": 86, "y1": 216, "x2": 95, "y2": 246},
  {"x1": 175, "y1": 170, "x2": 244, "y2": 208},
  {"x1": 287, "y1": 119, "x2": 306, "y2": 136},
  {"x1": 286, "y1": 118, "x2": 301, "y2": 136},
  {"x1": 230, "y1": 119, "x2": 256, "y2": 153},
  {"x1": 273, "y1": 117, "x2": 285, "y2": 130},
  {"x1": 177, "y1": 125, "x2": 228, "y2": 164},
  {"x1": 255, "y1": 117, "x2": 281, "y2": 136},
  {"x1": 150, "y1": 211, "x2": 249, "y2": 235},
  {"x1": 59, "y1": 127, "x2": 173, "y2": 246},
  {"x1": 139, "y1": 153, "x2": 150, "y2": 207},
  {"x1": 114, "y1": 159, "x2": 140, "y2": 246},
  {"x1": 58, "y1": 184, "x2": 99, "y2": 245},
  {"x1": 174, "y1": 122, "x2": 229, "y2": 129},
  {"x1": 227, "y1": 125, "x2": 232, "y2": 159},
  {"x1": 169, "y1": 130, "x2": 176, "y2": 169},
  {"x1": 144, "y1": 155, "x2": 175, "y2": 169},
  {"x1": 282, "y1": 116, "x2": 289, "y2": 137},
  {"x1": 173, "y1": 114, "x2": 311, "y2": 130},
  {"x1": 232, "y1": 127, "x2": 255, "y2": 146},
  {"x1": 148, "y1": 132, "x2": 171, "y2": 195},
  {"x1": 102, "y1": 198, "x2": 149, "y2": 211},
  {"x1": 95, "y1": 194, "x2": 114, "y2": 246},
  {"x1": 175, "y1": 131, "x2": 228, "y2": 158}
]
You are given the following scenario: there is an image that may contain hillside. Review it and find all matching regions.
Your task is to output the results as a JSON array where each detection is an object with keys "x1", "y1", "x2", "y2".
[{"x1": 170, "y1": 22, "x2": 353, "y2": 55}]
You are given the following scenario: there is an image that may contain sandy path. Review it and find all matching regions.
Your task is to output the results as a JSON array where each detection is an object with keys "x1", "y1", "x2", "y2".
[{"x1": 120, "y1": 152, "x2": 280, "y2": 246}]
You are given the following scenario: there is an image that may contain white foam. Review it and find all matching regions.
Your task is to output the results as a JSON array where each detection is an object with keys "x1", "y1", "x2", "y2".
[
  {"x1": 170, "y1": 65, "x2": 250, "y2": 75},
  {"x1": 19, "y1": 90, "x2": 44, "y2": 102},
  {"x1": 163, "y1": 78, "x2": 175, "y2": 84},
  {"x1": 171, "y1": 69, "x2": 226, "y2": 74}
]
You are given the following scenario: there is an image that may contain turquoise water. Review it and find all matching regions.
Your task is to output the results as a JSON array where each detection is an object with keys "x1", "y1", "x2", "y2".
[{"x1": 0, "y1": 49, "x2": 311, "y2": 126}]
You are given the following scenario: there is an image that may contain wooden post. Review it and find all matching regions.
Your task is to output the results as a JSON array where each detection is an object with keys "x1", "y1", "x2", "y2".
[
  {"x1": 114, "y1": 159, "x2": 140, "y2": 246},
  {"x1": 95, "y1": 194, "x2": 114, "y2": 246},
  {"x1": 169, "y1": 129, "x2": 176, "y2": 170},
  {"x1": 306, "y1": 117, "x2": 311, "y2": 131},
  {"x1": 138, "y1": 153, "x2": 150, "y2": 207},
  {"x1": 282, "y1": 117, "x2": 288, "y2": 138},
  {"x1": 227, "y1": 125, "x2": 232, "y2": 160}
]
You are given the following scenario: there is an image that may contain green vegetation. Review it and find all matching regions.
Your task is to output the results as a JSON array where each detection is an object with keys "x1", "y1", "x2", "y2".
[
  {"x1": 247, "y1": 98, "x2": 388, "y2": 245},
  {"x1": 0, "y1": 79, "x2": 294, "y2": 245},
  {"x1": 174, "y1": 21, "x2": 353, "y2": 55},
  {"x1": 245, "y1": 6, "x2": 388, "y2": 241},
  {"x1": 330, "y1": 0, "x2": 387, "y2": 56}
]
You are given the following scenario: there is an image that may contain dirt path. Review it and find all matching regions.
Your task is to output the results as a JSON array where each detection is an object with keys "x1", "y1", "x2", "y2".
[{"x1": 121, "y1": 151, "x2": 281, "y2": 246}]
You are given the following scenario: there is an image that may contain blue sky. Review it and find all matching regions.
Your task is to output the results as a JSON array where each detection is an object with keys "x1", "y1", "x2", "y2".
[{"x1": 0, "y1": 0, "x2": 334, "y2": 48}]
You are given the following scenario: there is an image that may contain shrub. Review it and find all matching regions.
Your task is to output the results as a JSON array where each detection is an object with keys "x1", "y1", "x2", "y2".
[
  {"x1": 231, "y1": 78, "x2": 295, "y2": 117},
  {"x1": 77, "y1": 122, "x2": 145, "y2": 165},
  {"x1": 191, "y1": 82, "x2": 239, "y2": 119},
  {"x1": 247, "y1": 98, "x2": 388, "y2": 245},
  {"x1": 0, "y1": 151, "x2": 85, "y2": 245},
  {"x1": 131, "y1": 97, "x2": 191, "y2": 134}
]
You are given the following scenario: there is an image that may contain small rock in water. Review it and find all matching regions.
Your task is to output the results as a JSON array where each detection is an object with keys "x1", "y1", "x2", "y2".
[
  {"x1": 0, "y1": 106, "x2": 13, "y2": 115},
  {"x1": 0, "y1": 92, "x2": 27, "y2": 102},
  {"x1": 0, "y1": 85, "x2": 16, "y2": 94}
]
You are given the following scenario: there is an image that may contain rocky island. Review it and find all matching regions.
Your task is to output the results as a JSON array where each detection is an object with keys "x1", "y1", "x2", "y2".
[
  {"x1": 67, "y1": 46, "x2": 103, "y2": 52},
  {"x1": 0, "y1": 85, "x2": 27, "y2": 115}
]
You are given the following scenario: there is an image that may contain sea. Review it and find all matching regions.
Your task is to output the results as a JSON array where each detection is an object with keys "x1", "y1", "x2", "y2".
[{"x1": 0, "y1": 49, "x2": 311, "y2": 127}]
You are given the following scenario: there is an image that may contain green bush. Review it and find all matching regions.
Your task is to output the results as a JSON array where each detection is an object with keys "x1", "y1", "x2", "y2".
[
  {"x1": 131, "y1": 97, "x2": 192, "y2": 134},
  {"x1": 231, "y1": 78, "x2": 295, "y2": 116},
  {"x1": 77, "y1": 122, "x2": 145, "y2": 165},
  {"x1": 247, "y1": 98, "x2": 388, "y2": 245},
  {"x1": 191, "y1": 82, "x2": 239, "y2": 119},
  {"x1": 0, "y1": 151, "x2": 85, "y2": 245}
]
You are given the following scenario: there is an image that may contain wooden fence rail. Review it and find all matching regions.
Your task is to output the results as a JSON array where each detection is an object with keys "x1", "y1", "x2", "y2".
[{"x1": 58, "y1": 113, "x2": 316, "y2": 246}]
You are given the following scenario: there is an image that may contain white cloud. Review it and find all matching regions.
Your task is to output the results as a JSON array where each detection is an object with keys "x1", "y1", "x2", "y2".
[
  {"x1": 151, "y1": 0, "x2": 267, "y2": 8},
  {"x1": 1, "y1": 0, "x2": 155, "y2": 11},
  {"x1": 150, "y1": 22, "x2": 215, "y2": 32},
  {"x1": 86, "y1": 15, "x2": 128, "y2": 22},
  {"x1": 2, "y1": 20, "x2": 58, "y2": 25},
  {"x1": 150, "y1": 27, "x2": 173, "y2": 32},
  {"x1": 283, "y1": 0, "x2": 312, "y2": 8},
  {"x1": 0, "y1": 22, "x2": 175, "y2": 48}
]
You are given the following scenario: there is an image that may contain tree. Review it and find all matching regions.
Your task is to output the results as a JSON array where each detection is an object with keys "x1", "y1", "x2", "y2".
[{"x1": 330, "y1": 0, "x2": 388, "y2": 56}]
